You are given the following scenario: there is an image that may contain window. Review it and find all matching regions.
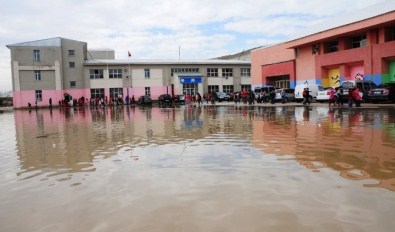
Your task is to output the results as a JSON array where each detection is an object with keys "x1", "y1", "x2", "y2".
[
  {"x1": 35, "y1": 90, "x2": 42, "y2": 102},
  {"x1": 208, "y1": 85, "x2": 219, "y2": 93},
  {"x1": 328, "y1": 41, "x2": 339, "y2": 53},
  {"x1": 145, "y1": 87, "x2": 151, "y2": 96},
  {"x1": 68, "y1": 50, "x2": 75, "y2": 56},
  {"x1": 109, "y1": 69, "x2": 122, "y2": 78},
  {"x1": 390, "y1": 27, "x2": 395, "y2": 41},
  {"x1": 207, "y1": 68, "x2": 218, "y2": 77},
  {"x1": 222, "y1": 68, "x2": 233, "y2": 77},
  {"x1": 33, "y1": 50, "x2": 40, "y2": 61},
  {"x1": 89, "y1": 69, "x2": 104, "y2": 79},
  {"x1": 273, "y1": 76, "x2": 290, "y2": 88},
  {"x1": 223, "y1": 85, "x2": 234, "y2": 94},
  {"x1": 90, "y1": 88, "x2": 104, "y2": 99},
  {"x1": 241, "y1": 85, "x2": 251, "y2": 91},
  {"x1": 69, "y1": 62, "x2": 75, "y2": 68},
  {"x1": 171, "y1": 68, "x2": 199, "y2": 76},
  {"x1": 312, "y1": 44, "x2": 319, "y2": 54},
  {"x1": 144, "y1": 69, "x2": 150, "y2": 78},
  {"x1": 352, "y1": 34, "x2": 366, "y2": 48},
  {"x1": 34, "y1": 70, "x2": 41, "y2": 81},
  {"x1": 295, "y1": 48, "x2": 300, "y2": 58},
  {"x1": 241, "y1": 68, "x2": 251, "y2": 77},
  {"x1": 110, "y1": 88, "x2": 123, "y2": 99},
  {"x1": 70, "y1": 81, "x2": 76, "y2": 88}
]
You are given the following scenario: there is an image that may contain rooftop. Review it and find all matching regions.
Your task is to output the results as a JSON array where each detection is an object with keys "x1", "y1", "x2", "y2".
[
  {"x1": 84, "y1": 59, "x2": 251, "y2": 65},
  {"x1": 6, "y1": 37, "x2": 86, "y2": 48},
  {"x1": 289, "y1": 1, "x2": 395, "y2": 42}
]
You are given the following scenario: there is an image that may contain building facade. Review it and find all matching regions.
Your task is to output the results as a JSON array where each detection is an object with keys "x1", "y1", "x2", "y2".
[
  {"x1": 7, "y1": 38, "x2": 251, "y2": 108},
  {"x1": 251, "y1": 2, "x2": 395, "y2": 90}
]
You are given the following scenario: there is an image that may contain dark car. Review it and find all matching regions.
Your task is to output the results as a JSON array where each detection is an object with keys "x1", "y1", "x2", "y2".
[
  {"x1": 173, "y1": 94, "x2": 185, "y2": 104},
  {"x1": 367, "y1": 83, "x2": 395, "y2": 103},
  {"x1": 254, "y1": 86, "x2": 277, "y2": 103},
  {"x1": 137, "y1": 95, "x2": 152, "y2": 105},
  {"x1": 215, "y1": 92, "x2": 231, "y2": 102},
  {"x1": 158, "y1": 94, "x2": 173, "y2": 106}
]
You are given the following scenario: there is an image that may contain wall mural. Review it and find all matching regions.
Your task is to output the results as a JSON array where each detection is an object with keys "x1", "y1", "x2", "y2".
[
  {"x1": 354, "y1": 73, "x2": 364, "y2": 80},
  {"x1": 390, "y1": 61, "x2": 395, "y2": 82},
  {"x1": 349, "y1": 66, "x2": 364, "y2": 82},
  {"x1": 327, "y1": 68, "x2": 340, "y2": 87}
]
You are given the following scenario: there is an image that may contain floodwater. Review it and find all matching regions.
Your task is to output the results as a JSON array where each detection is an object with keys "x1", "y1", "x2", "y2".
[{"x1": 1, "y1": 104, "x2": 395, "y2": 232}]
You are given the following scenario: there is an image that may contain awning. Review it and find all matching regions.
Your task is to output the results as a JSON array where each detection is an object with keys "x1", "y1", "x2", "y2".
[{"x1": 180, "y1": 77, "x2": 202, "y2": 84}]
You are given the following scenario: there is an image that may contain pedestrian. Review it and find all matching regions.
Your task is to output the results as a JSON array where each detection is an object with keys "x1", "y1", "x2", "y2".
[
  {"x1": 348, "y1": 88, "x2": 354, "y2": 107},
  {"x1": 270, "y1": 89, "x2": 276, "y2": 104},
  {"x1": 196, "y1": 92, "x2": 202, "y2": 106},
  {"x1": 328, "y1": 88, "x2": 335, "y2": 107},
  {"x1": 335, "y1": 87, "x2": 343, "y2": 106},
  {"x1": 353, "y1": 87, "x2": 362, "y2": 107},
  {"x1": 302, "y1": 88, "x2": 308, "y2": 105},
  {"x1": 49, "y1": 98, "x2": 52, "y2": 108},
  {"x1": 281, "y1": 89, "x2": 287, "y2": 104}
]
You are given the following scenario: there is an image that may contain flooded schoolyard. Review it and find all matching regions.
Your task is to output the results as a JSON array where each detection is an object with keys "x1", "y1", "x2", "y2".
[{"x1": 1, "y1": 104, "x2": 395, "y2": 231}]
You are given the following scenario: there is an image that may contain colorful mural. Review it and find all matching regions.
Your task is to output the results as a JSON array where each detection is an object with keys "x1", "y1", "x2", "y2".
[
  {"x1": 349, "y1": 66, "x2": 365, "y2": 81},
  {"x1": 326, "y1": 68, "x2": 340, "y2": 87},
  {"x1": 390, "y1": 61, "x2": 395, "y2": 82}
]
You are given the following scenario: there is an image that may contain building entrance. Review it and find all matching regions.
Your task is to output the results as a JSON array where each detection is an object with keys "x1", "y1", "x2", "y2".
[{"x1": 183, "y1": 84, "x2": 198, "y2": 95}]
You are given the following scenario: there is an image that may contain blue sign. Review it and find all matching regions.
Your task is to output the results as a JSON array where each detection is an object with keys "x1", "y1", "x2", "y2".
[{"x1": 180, "y1": 77, "x2": 202, "y2": 84}]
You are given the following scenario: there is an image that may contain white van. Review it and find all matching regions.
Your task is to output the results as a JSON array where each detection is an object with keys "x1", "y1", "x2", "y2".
[{"x1": 294, "y1": 84, "x2": 323, "y2": 103}]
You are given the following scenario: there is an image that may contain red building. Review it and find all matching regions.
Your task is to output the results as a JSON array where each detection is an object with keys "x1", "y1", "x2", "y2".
[{"x1": 251, "y1": 2, "x2": 395, "y2": 89}]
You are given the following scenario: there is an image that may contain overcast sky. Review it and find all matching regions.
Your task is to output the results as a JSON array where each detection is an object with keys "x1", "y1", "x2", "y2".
[{"x1": 0, "y1": 0, "x2": 386, "y2": 92}]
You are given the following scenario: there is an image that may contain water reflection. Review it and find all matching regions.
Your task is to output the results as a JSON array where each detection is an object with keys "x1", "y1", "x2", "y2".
[
  {"x1": 9, "y1": 105, "x2": 395, "y2": 191},
  {"x1": 252, "y1": 105, "x2": 395, "y2": 191}
]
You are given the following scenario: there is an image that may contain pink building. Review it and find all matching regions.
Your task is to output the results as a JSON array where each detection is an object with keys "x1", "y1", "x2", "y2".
[{"x1": 251, "y1": 2, "x2": 395, "y2": 89}]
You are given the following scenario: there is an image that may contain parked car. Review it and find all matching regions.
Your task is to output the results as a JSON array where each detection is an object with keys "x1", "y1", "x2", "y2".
[
  {"x1": 137, "y1": 95, "x2": 152, "y2": 105},
  {"x1": 215, "y1": 92, "x2": 231, "y2": 102},
  {"x1": 254, "y1": 86, "x2": 277, "y2": 102},
  {"x1": 158, "y1": 94, "x2": 173, "y2": 106},
  {"x1": 173, "y1": 94, "x2": 185, "y2": 104},
  {"x1": 316, "y1": 87, "x2": 334, "y2": 103},
  {"x1": 367, "y1": 83, "x2": 395, "y2": 103},
  {"x1": 275, "y1": 88, "x2": 295, "y2": 102}
]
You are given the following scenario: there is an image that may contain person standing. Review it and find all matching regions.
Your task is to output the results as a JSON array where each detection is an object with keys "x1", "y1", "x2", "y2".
[
  {"x1": 302, "y1": 88, "x2": 308, "y2": 105},
  {"x1": 270, "y1": 89, "x2": 276, "y2": 104},
  {"x1": 49, "y1": 98, "x2": 52, "y2": 109},
  {"x1": 328, "y1": 88, "x2": 335, "y2": 107},
  {"x1": 348, "y1": 88, "x2": 354, "y2": 107},
  {"x1": 281, "y1": 89, "x2": 287, "y2": 104},
  {"x1": 353, "y1": 88, "x2": 362, "y2": 107}
]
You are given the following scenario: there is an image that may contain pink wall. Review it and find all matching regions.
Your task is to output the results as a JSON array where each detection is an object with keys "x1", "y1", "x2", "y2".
[
  {"x1": 296, "y1": 46, "x2": 316, "y2": 81},
  {"x1": 13, "y1": 90, "x2": 63, "y2": 108},
  {"x1": 251, "y1": 43, "x2": 295, "y2": 86}
]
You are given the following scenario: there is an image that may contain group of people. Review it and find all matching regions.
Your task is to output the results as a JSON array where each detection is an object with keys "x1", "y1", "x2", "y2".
[{"x1": 327, "y1": 87, "x2": 362, "y2": 107}]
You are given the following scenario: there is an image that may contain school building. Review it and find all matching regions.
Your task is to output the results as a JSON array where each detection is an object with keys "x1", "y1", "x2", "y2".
[
  {"x1": 251, "y1": 1, "x2": 395, "y2": 90},
  {"x1": 6, "y1": 38, "x2": 251, "y2": 108}
]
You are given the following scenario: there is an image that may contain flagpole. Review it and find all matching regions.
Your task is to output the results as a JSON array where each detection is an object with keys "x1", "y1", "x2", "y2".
[{"x1": 128, "y1": 51, "x2": 132, "y2": 100}]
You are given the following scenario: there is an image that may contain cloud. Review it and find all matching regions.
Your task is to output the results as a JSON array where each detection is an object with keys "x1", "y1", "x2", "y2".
[{"x1": 0, "y1": 0, "x2": 386, "y2": 91}]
